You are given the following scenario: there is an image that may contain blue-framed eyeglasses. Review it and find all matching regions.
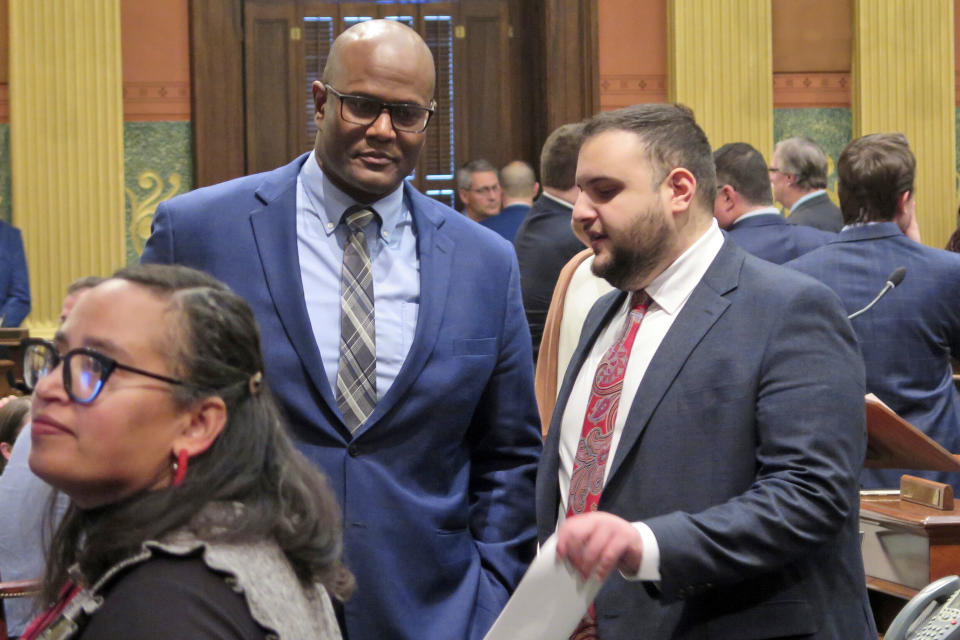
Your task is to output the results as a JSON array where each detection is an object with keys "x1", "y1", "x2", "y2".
[{"x1": 20, "y1": 338, "x2": 185, "y2": 404}]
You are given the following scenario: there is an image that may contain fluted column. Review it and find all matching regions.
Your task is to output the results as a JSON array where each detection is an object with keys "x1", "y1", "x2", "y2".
[
  {"x1": 668, "y1": 0, "x2": 772, "y2": 156},
  {"x1": 852, "y1": 0, "x2": 955, "y2": 247},
  {"x1": 9, "y1": 0, "x2": 124, "y2": 336}
]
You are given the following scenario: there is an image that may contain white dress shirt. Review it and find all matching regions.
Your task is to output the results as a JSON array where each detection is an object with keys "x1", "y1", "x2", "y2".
[
  {"x1": 297, "y1": 153, "x2": 420, "y2": 400},
  {"x1": 557, "y1": 219, "x2": 724, "y2": 580}
]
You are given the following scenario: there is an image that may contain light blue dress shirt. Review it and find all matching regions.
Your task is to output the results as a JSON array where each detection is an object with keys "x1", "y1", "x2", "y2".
[
  {"x1": 296, "y1": 153, "x2": 420, "y2": 401},
  {"x1": 0, "y1": 424, "x2": 70, "y2": 635}
]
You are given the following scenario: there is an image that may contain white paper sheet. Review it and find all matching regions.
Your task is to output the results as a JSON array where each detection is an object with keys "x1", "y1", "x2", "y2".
[{"x1": 482, "y1": 534, "x2": 604, "y2": 640}]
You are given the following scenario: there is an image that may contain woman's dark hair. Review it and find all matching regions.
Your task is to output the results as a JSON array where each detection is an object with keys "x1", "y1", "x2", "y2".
[
  {"x1": 0, "y1": 396, "x2": 31, "y2": 473},
  {"x1": 41, "y1": 264, "x2": 353, "y2": 605}
]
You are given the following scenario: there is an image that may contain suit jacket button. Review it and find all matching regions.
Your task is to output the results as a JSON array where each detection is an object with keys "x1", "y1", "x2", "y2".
[{"x1": 348, "y1": 443, "x2": 360, "y2": 457}]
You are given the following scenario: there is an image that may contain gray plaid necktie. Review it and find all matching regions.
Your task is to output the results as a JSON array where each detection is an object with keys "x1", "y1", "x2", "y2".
[{"x1": 337, "y1": 206, "x2": 378, "y2": 432}]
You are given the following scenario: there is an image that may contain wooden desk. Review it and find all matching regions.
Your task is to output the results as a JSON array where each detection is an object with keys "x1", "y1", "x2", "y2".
[
  {"x1": 0, "y1": 328, "x2": 27, "y2": 397},
  {"x1": 861, "y1": 493, "x2": 960, "y2": 631}
]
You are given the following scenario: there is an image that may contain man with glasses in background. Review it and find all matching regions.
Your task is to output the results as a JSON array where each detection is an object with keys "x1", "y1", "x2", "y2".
[
  {"x1": 457, "y1": 159, "x2": 503, "y2": 223},
  {"x1": 769, "y1": 136, "x2": 843, "y2": 232},
  {"x1": 142, "y1": 19, "x2": 541, "y2": 640}
]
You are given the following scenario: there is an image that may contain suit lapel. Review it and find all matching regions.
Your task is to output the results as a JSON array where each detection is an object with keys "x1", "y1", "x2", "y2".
[
  {"x1": 248, "y1": 154, "x2": 338, "y2": 413},
  {"x1": 540, "y1": 289, "x2": 626, "y2": 525},
  {"x1": 604, "y1": 241, "x2": 741, "y2": 482},
  {"x1": 352, "y1": 185, "x2": 454, "y2": 436}
]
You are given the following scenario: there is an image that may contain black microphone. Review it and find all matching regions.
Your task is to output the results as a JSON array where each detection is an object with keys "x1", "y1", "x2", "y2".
[{"x1": 848, "y1": 267, "x2": 906, "y2": 320}]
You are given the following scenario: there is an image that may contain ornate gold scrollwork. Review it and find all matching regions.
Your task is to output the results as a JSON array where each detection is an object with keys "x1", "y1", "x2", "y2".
[{"x1": 126, "y1": 171, "x2": 182, "y2": 256}]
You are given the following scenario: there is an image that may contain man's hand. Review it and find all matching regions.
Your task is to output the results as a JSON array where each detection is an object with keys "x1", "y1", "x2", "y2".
[{"x1": 556, "y1": 512, "x2": 643, "y2": 582}]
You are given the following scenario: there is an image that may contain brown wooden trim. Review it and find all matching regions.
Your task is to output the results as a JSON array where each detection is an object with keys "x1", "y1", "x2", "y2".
[
  {"x1": 542, "y1": 0, "x2": 599, "y2": 133},
  {"x1": 189, "y1": 0, "x2": 245, "y2": 187},
  {"x1": 865, "y1": 575, "x2": 917, "y2": 600},
  {"x1": 123, "y1": 81, "x2": 191, "y2": 121},
  {"x1": 773, "y1": 72, "x2": 851, "y2": 108},
  {"x1": 599, "y1": 74, "x2": 667, "y2": 109}
]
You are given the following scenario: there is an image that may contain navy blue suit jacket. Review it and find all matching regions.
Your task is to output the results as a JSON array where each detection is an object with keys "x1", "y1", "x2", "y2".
[
  {"x1": 726, "y1": 212, "x2": 835, "y2": 265},
  {"x1": 513, "y1": 195, "x2": 584, "y2": 360},
  {"x1": 480, "y1": 203, "x2": 528, "y2": 243},
  {"x1": 141, "y1": 154, "x2": 542, "y2": 640},
  {"x1": 788, "y1": 222, "x2": 960, "y2": 490},
  {"x1": 787, "y1": 192, "x2": 843, "y2": 232},
  {"x1": 536, "y1": 241, "x2": 876, "y2": 638},
  {"x1": 0, "y1": 220, "x2": 30, "y2": 327}
]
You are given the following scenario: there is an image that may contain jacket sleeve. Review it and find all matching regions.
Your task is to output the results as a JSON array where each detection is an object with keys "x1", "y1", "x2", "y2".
[
  {"x1": 646, "y1": 280, "x2": 866, "y2": 602},
  {"x1": 0, "y1": 227, "x2": 31, "y2": 327},
  {"x1": 465, "y1": 254, "x2": 543, "y2": 639},
  {"x1": 140, "y1": 202, "x2": 175, "y2": 265}
]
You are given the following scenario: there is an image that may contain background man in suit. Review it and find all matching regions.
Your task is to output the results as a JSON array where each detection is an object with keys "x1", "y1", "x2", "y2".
[
  {"x1": 480, "y1": 160, "x2": 537, "y2": 242},
  {"x1": 514, "y1": 122, "x2": 586, "y2": 362},
  {"x1": 457, "y1": 158, "x2": 502, "y2": 223},
  {"x1": 0, "y1": 219, "x2": 30, "y2": 327},
  {"x1": 788, "y1": 133, "x2": 960, "y2": 491},
  {"x1": 771, "y1": 136, "x2": 843, "y2": 232},
  {"x1": 536, "y1": 104, "x2": 875, "y2": 638},
  {"x1": 142, "y1": 20, "x2": 541, "y2": 640},
  {"x1": 713, "y1": 142, "x2": 834, "y2": 264}
]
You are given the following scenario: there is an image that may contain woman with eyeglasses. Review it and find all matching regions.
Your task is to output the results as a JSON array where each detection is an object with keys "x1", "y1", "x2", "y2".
[{"x1": 19, "y1": 264, "x2": 351, "y2": 639}]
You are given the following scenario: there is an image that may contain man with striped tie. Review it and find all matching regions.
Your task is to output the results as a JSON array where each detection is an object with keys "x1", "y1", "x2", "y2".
[{"x1": 142, "y1": 19, "x2": 541, "y2": 640}]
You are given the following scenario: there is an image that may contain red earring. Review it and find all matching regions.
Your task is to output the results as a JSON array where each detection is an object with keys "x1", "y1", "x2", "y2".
[{"x1": 173, "y1": 449, "x2": 189, "y2": 487}]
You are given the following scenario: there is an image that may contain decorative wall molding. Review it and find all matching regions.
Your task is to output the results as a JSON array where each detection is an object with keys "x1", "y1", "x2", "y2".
[
  {"x1": 599, "y1": 74, "x2": 667, "y2": 108},
  {"x1": 773, "y1": 72, "x2": 850, "y2": 107},
  {"x1": 122, "y1": 81, "x2": 190, "y2": 121}
]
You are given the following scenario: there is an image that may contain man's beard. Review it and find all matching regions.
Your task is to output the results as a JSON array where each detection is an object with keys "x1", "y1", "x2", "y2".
[{"x1": 591, "y1": 210, "x2": 674, "y2": 291}]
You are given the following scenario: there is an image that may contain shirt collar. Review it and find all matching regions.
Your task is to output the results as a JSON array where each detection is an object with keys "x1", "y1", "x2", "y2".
[
  {"x1": 540, "y1": 190, "x2": 574, "y2": 210},
  {"x1": 642, "y1": 218, "x2": 724, "y2": 316},
  {"x1": 734, "y1": 206, "x2": 780, "y2": 224},
  {"x1": 791, "y1": 189, "x2": 826, "y2": 210},
  {"x1": 301, "y1": 152, "x2": 406, "y2": 238}
]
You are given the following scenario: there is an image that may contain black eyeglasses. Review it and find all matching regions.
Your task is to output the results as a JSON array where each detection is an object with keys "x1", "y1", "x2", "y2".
[
  {"x1": 325, "y1": 84, "x2": 435, "y2": 133},
  {"x1": 21, "y1": 338, "x2": 185, "y2": 405}
]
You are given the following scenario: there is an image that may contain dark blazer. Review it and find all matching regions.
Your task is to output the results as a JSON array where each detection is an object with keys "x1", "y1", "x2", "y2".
[
  {"x1": 0, "y1": 219, "x2": 30, "y2": 327},
  {"x1": 787, "y1": 191, "x2": 843, "y2": 232},
  {"x1": 788, "y1": 222, "x2": 960, "y2": 491},
  {"x1": 726, "y1": 211, "x2": 835, "y2": 264},
  {"x1": 536, "y1": 240, "x2": 876, "y2": 639},
  {"x1": 480, "y1": 202, "x2": 529, "y2": 242},
  {"x1": 141, "y1": 154, "x2": 542, "y2": 640},
  {"x1": 513, "y1": 194, "x2": 584, "y2": 361}
]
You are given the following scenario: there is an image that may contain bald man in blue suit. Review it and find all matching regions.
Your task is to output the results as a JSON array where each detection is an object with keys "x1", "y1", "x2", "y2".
[{"x1": 142, "y1": 20, "x2": 540, "y2": 640}]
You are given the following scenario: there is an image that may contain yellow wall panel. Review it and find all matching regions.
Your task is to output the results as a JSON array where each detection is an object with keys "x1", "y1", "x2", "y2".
[
  {"x1": 668, "y1": 0, "x2": 772, "y2": 156},
  {"x1": 853, "y1": 0, "x2": 955, "y2": 247},
  {"x1": 9, "y1": 0, "x2": 124, "y2": 336}
]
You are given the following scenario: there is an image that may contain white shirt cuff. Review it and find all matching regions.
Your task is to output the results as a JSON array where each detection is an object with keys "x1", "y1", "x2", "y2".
[{"x1": 620, "y1": 522, "x2": 661, "y2": 582}]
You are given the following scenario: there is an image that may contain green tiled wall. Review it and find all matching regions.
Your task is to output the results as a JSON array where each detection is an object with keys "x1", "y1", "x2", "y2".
[
  {"x1": 773, "y1": 108, "x2": 852, "y2": 198},
  {"x1": 0, "y1": 122, "x2": 191, "y2": 260},
  {"x1": 123, "y1": 121, "x2": 192, "y2": 264}
]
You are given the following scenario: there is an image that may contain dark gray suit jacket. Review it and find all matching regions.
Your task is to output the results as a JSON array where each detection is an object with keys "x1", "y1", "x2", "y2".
[
  {"x1": 787, "y1": 191, "x2": 843, "y2": 232},
  {"x1": 536, "y1": 240, "x2": 876, "y2": 639}
]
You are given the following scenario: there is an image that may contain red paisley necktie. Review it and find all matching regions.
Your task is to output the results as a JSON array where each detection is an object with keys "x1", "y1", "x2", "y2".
[{"x1": 565, "y1": 290, "x2": 650, "y2": 640}]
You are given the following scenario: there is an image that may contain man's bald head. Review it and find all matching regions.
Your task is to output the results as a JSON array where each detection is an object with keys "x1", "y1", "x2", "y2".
[
  {"x1": 323, "y1": 20, "x2": 435, "y2": 100},
  {"x1": 313, "y1": 19, "x2": 437, "y2": 203}
]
